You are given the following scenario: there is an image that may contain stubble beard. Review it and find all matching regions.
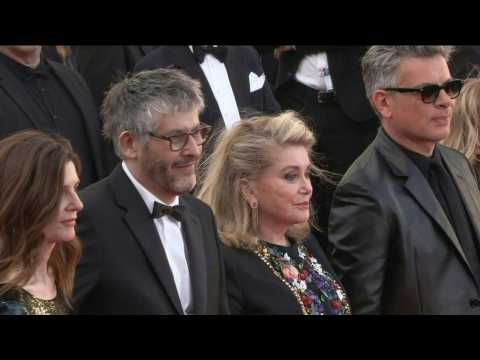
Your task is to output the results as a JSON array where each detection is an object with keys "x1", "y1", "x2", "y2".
[{"x1": 144, "y1": 158, "x2": 197, "y2": 196}]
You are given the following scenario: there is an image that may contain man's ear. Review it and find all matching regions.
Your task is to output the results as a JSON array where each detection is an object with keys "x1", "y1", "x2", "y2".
[
  {"x1": 118, "y1": 131, "x2": 139, "y2": 159},
  {"x1": 372, "y1": 89, "x2": 393, "y2": 119}
]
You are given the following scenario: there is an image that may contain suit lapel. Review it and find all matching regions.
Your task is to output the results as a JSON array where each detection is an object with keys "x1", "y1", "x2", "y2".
[
  {"x1": 180, "y1": 197, "x2": 208, "y2": 314},
  {"x1": 403, "y1": 171, "x2": 472, "y2": 269},
  {"x1": 178, "y1": 47, "x2": 224, "y2": 128},
  {"x1": 48, "y1": 60, "x2": 105, "y2": 178},
  {"x1": 224, "y1": 47, "x2": 250, "y2": 109},
  {"x1": 0, "y1": 60, "x2": 51, "y2": 128},
  {"x1": 376, "y1": 131, "x2": 473, "y2": 271},
  {"x1": 110, "y1": 166, "x2": 184, "y2": 314}
]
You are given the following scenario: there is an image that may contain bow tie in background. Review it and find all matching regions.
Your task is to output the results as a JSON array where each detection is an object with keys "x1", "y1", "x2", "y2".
[
  {"x1": 192, "y1": 45, "x2": 228, "y2": 63},
  {"x1": 151, "y1": 201, "x2": 185, "y2": 222},
  {"x1": 23, "y1": 65, "x2": 49, "y2": 81}
]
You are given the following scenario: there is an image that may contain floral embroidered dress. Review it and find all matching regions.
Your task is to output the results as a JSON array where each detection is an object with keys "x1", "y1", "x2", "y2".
[{"x1": 256, "y1": 241, "x2": 351, "y2": 315}]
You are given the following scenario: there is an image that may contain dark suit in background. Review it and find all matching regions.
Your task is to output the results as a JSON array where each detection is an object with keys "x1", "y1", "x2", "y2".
[
  {"x1": 72, "y1": 45, "x2": 157, "y2": 111},
  {"x1": 0, "y1": 53, "x2": 107, "y2": 188},
  {"x1": 253, "y1": 45, "x2": 278, "y2": 89},
  {"x1": 134, "y1": 46, "x2": 281, "y2": 130},
  {"x1": 73, "y1": 165, "x2": 229, "y2": 314},
  {"x1": 450, "y1": 45, "x2": 480, "y2": 79},
  {"x1": 328, "y1": 129, "x2": 480, "y2": 314},
  {"x1": 275, "y1": 46, "x2": 379, "y2": 237}
]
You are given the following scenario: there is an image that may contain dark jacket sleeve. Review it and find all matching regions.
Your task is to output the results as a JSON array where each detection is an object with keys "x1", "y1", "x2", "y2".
[
  {"x1": 221, "y1": 245, "x2": 246, "y2": 314},
  {"x1": 328, "y1": 182, "x2": 390, "y2": 314},
  {"x1": 209, "y1": 214, "x2": 231, "y2": 315},
  {"x1": 73, "y1": 46, "x2": 134, "y2": 111}
]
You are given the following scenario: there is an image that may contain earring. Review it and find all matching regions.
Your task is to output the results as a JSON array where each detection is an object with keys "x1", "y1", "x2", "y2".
[{"x1": 250, "y1": 200, "x2": 258, "y2": 209}]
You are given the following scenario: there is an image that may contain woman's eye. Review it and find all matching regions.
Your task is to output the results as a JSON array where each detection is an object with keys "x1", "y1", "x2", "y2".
[{"x1": 284, "y1": 173, "x2": 297, "y2": 181}]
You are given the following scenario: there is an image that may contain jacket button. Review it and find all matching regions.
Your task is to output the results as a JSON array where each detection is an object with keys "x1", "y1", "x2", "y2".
[{"x1": 470, "y1": 298, "x2": 480, "y2": 307}]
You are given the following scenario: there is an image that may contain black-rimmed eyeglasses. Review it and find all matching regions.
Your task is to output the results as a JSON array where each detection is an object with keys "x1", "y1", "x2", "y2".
[
  {"x1": 148, "y1": 124, "x2": 212, "y2": 151},
  {"x1": 382, "y1": 79, "x2": 464, "y2": 104}
]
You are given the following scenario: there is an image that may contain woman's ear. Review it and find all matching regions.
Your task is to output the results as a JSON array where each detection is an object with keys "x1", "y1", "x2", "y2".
[{"x1": 239, "y1": 178, "x2": 256, "y2": 204}]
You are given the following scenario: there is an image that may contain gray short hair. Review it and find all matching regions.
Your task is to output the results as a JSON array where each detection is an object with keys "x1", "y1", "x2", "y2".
[
  {"x1": 102, "y1": 68, "x2": 205, "y2": 159},
  {"x1": 361, "y1": 46, "x2": 454, "y2": 111}
]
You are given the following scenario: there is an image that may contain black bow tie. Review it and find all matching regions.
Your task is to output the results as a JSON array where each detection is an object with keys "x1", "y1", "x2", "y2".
[
  {"x1": 192, "y1": 45, "x2": 228, "y2": 63},
  {"x1": 151, "y1": 201, "x2": 185, "y2": 222}
]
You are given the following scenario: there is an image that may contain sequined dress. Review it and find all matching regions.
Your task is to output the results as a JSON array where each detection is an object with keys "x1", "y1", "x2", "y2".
[{"x1": 0, "y1": 287, "x2": 68, "y2": 315}]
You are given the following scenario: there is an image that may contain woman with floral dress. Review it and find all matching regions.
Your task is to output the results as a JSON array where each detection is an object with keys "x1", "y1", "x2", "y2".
[{"x1": 197, "y1": 112, "x2": 351, "y2": 315}]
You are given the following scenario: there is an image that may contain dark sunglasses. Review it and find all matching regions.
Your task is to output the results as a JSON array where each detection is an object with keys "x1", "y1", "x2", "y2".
[
  {"x1": 148, "y1": 124, "x2": 212, "y2": 151},
  {"x1": 382, "y1": 79, "x2": 464, "y2": 104}
]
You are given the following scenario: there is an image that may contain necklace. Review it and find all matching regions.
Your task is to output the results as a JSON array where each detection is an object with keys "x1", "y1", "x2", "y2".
[
  {"x1": 255, "y1": 243, "x2": 309, "y2": 315},
  {"x1": 255, "y1": 241, "x2": 352, "y2": 315}
]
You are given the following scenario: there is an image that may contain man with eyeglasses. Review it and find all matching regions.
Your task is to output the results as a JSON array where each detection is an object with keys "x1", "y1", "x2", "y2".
[
  {"x1": 328, "y1": 46, "x2": 480, "y2": 314},
  {"x1": 72, "y1": 68, "x2": 229, "y2": 314}
]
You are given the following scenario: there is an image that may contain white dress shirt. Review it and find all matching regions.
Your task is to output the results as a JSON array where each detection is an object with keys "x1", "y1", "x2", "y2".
[
  {"x1": 189, "y1": 45, "x2": 241, "y2": 128},
  {"x1": 295, "y1": 52, "x2": 333, "y2": 91},
  {"x1": 122, "y1": 162, "x2": 192, "y2": 314}
]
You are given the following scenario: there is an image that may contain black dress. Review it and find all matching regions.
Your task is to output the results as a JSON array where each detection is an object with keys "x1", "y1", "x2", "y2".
[{"x1": 222, "y1": 234, "x2": 351, "y2": 315}]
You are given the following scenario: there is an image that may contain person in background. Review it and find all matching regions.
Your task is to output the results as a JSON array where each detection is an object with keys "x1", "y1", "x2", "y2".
[
  {"x1": 274, "y1": 45, "x2": 379, "y2": 244},
  {"x1": 72, "y1": 46, "x2": 157, "y2": 112},
  {"x1": 134, "y1": 46, "x2": 280, "y2": 131},
  {"x1": 0, "y1": 45, "x2": 110, "y2": 186},
  {"x1": 443, "y1": 77, "x2": 480, "y2": 184}
]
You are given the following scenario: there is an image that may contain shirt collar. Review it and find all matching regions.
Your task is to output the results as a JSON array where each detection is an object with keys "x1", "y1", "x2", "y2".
[
  {"x1": 121, "y1": 161, "x2": 179, "y2": 215},
  {"x1": 0, "y1": 52, "x2": 49, "y2": 82},
  {"x1": 383, "y1": 129, "x2": 439, "y2": 178}
]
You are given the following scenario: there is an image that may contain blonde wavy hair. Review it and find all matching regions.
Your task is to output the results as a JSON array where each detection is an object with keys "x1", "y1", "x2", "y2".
[
  {"x1": 196, "y1": 111, "x2": 330, "y2": 251},
  {"x1": 443, "y1": 78, "x2": 480, "y2": 169}
]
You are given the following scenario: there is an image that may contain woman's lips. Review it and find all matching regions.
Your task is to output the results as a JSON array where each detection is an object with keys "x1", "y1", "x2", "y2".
[{"x1": 62, "y1": 219, "x2": 76, "y2": 226}]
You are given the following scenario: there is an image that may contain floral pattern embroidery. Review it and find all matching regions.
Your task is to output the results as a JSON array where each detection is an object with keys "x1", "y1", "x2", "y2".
[{"x1": 258, "y1": 242, "x2": 351, "y2": 315}]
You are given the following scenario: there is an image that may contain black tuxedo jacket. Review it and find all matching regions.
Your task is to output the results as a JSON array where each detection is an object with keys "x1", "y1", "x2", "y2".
[
  {"x1": 328, "y1": 129, "x2": 480, "y2": 314},
  {"x1": 0, "y1": 58, "x2": 107, "y2": 185},
  {"x1": 73, "y1": 165, "x2": 230, "y2": 314},
  {"x1": 134, "y1": 46, "x2": 281, "y2": 129},
  {"x1": 276, "y1": 45, "x2": 376, "y2": 124}
]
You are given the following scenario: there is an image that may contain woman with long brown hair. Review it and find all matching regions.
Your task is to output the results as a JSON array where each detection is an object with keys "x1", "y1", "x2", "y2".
[{"x1": 0, "y1": 130, "x2": 83, "y2": 314}]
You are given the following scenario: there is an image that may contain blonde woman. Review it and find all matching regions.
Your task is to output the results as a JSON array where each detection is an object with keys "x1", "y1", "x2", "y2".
[
  {"x1": 443, "y1": 77, "x2": 480, "y2": 183},
  {"x1": 197, "y1": 112, "x2": 351, "y2": 315}
]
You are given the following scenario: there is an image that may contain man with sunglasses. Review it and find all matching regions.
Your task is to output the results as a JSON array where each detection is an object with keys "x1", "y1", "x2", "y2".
[
  {"x1": 328, "y1": 46, "x2": 480, "y2": 314},
  {"x1": 73, "y1": 68, "x2": 229, "y2": 314}
]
